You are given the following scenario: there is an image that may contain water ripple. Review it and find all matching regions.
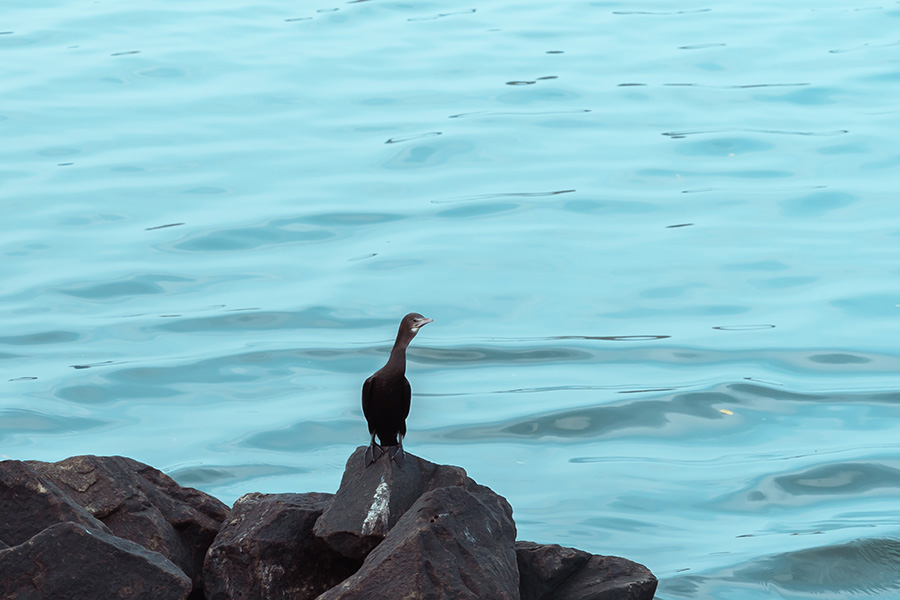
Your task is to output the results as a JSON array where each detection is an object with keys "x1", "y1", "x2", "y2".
[
  {"x1": 663, "y1": 127, "x2": 848, "y2": 138},
  {"x1": 237, "y1": 420, "x2": 359, "y2": 452},
  {"x1": 408, "y1": 8, "x2": 476, "y2": 21},
  {"x1": 0, "y1": 409, "x2": 108, "y2": 439},
  {"x1": 168, "y1": 463, "x2": 310, "y2": 486},
  {"x1": 663, "y1": 538, "x2": 900, "y2": 598},
  {"x1": 436, "y1": 382, "x2": 900, "y2": 442},
  {"x1": 432, "y1": 189, "x2": 575, "y2": 204},
  {"x1": 613, "y1": 9, "x2": 712, "y2": 15},
  {"x1": 448, "y1": 109, "x2": 591, "y2": 119},
  {"x1": 0, "y1": 331, "x2": 81, "y2": 345},
  {"x1": 153, "y1": 307, "x2": 391, "y2": 334}
]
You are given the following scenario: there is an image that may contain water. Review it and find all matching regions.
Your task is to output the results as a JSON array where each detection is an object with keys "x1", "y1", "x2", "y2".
[{"x1": 3, "y1": 0, "x2": 900, "y2": 597}]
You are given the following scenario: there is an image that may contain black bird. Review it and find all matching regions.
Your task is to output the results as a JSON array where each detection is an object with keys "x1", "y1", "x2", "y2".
[{"x1": 362, "y1": 312, "x2": 433, "y2": 467}]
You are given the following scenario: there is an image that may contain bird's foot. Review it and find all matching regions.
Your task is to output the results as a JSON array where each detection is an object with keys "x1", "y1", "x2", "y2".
[
  {"x1": 364, "y1": 442, "x2": 384, "y2": 467},
  {"x1": 386, "y1": 444, "x2": 405, "y2": 468}
]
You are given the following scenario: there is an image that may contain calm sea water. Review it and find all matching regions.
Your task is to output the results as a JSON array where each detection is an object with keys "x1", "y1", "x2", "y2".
[{"x1": 4, "y1": 0, "x2": 900, "y2": 597}]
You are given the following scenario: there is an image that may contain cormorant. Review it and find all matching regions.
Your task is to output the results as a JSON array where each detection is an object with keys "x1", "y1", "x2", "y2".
[{"x1": 362, "y1": 312, "x2": 433, "y2": 467}]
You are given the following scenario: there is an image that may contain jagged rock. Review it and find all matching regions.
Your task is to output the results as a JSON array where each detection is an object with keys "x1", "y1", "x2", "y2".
[
  {"x1": 555, "y1": 553, "x2": 657, "y2": 600},
  {"x1": 313, "y1": 446, "x2": 488, "y2": 560},
  {"x1": 204, "y1": 492, "x2": 361, "y2": 600},
  {"x1": 27, "y1": 455, "x2": 228, "y2": 598},
  {"x1": 0, "y1": 521, "x2": 192, "y2": 600},
  {"x1": 3, "y1": 449, "x2": 659, "y2": 600},
  {"x1": 318, "y1": 484, "x2": 519, "y2": 600},
  {"x1": 516, "y1": 541, "x2": 592, "y2": 600},
  {"x1": 0, "y1": 459, "x2": 112, "y2": 546}
]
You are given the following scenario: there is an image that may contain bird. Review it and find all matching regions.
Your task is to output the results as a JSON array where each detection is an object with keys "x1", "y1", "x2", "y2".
[{"x1": 362, "y1": 312, "x2": 433, "y2": 467}]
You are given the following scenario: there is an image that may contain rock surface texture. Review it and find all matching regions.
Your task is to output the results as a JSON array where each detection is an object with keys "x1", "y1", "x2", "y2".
[
  {"x1": 516, "y1": 541, "x2": 658, "y2": 600},
  {"x1": 0, "y1": 451, "x2": 658, "y2": 600},
  {"x1": 204, "y1": 492, "x2": 360, "y2": 600},
  {"x1": 0, "y1": 521, "x2": 192, "y2": 600},
  {"x1": 0, "y1": 459, "x2": 112, "y2": 546},
  {"x1": 27, "y1": 454, "x2": 229, "y2": 597},
  {"x1": 319, "y1": 485, "x2": 520, "y2": 600},
  {"x1": 313, "y1": 446, "x2": 478, "y2": 559}
]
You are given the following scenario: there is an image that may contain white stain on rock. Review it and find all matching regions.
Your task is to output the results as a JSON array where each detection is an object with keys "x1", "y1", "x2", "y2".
[{"x1": 361, "y1": 474, "x2": 390, "y2": 535}]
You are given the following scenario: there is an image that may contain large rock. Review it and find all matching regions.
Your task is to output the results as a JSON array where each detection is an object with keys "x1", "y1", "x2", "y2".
[
  {"x1": 516, "y1": 541, "x2": 658, "y2": 600},
  {"x1": 0, "y1": 460, "x2": 112, "y2": 546},
  {"x1": 319, "y1": 484, "x2": 519, "y2": 600},
  {"x1": 204, "y1": 492, "x2": 361, "y2": 600},
  {"x1": 313, "y1": 446, "x2": 488, "y2": 559},
  {"x1": 0, "y1": 521, "x2": 192, "y2": 600},
  {"x1": 555, "y1": 554, "x2": 658, "y2": 600},
  {"x1": 516, "y1": 541, "x2": 592, "y2": 600},
  {"x1": 27, "y1": 455, "x2": 228, "y2": 597}
]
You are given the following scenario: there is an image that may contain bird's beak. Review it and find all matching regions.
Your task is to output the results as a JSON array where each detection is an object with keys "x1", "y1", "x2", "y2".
[{"x1": 412, "y1": 317, "x2": 433, "y2": 330}]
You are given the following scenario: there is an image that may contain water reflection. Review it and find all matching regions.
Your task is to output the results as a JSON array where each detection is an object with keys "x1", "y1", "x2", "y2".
[
  {"x1": 168, "y1": 463, "x2": 310, "y2": 486},
  {"x1": 0, "y1": 331, "x2": 80, "y2": 345},
  {"x1": 59, "y1": 274, "x2": 193, "y2": 300},
  {"x1": 153, "y1": 307, "x2": 390, "y2": 333},
  {"x1": 439, "y1": 389, "x2": 737, "y2": 441},
  {"x1": 0, "y1": 409, "x2": 108, "y2": 439},
  {"x1": 741, "y1": 538, "x2": 900, "y2": 596},
  {"x1": 663, "y1": 538, "x2": 900, "y2": 598},
  {"x1": 237, "y1": 420, "x2": 359, "y2": 452},
  {"x1": 713, "y1": 460, "x2": 900, "y2": 513}
]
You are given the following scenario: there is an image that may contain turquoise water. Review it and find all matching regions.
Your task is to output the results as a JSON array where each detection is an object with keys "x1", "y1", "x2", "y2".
[{"x1": 4, "y1": 0, "x2": 900, "y2": 597}]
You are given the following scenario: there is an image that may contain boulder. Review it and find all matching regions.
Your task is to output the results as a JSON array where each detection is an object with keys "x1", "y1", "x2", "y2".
[
  {"x1": 27, "y1": 455, "x2": 228, "y2": 597},
  {"x1": 2, "y1": 450, "x2": 659, "y2": 600},
  {"x1": 0, "y1": 459, "x2": 111, "y2": 546},
  {"x1": 516, "y1": 541, "x2": 592, "y2": 600},
  {"x1": 204, "y1": 492, "x2": 361, "y2": 600},
  {"x1": 516, "y1": 541, "x2": 658, "y2": 600},
  {"x1": 0, "y1": 521, "x2": 192, "y2": 600},
  {"x1": 319, "y1": 484, "x2": 519, "y2": 600},
  {"x1": 553, "y1": 554, "x2": 657, "y2": 600},
  {"x1": 313, "y1": 446, "x2": 488, "y2": 559}
]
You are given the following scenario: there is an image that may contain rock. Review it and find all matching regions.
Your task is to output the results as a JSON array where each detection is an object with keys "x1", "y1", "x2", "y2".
[
  {"x1": 27, "y1": 455, "x2": 228, "y2": 598},
  {"x1": 515, "y1": 541, "x2": 591, "y2": 600},
  {"x1": 204, "y1": 492, "x2": 361, "y2": 600},
  {"x1": 0, "y1": 521, "x2": 192, "y2": 600},
  {"x1": 319, "y1": 484, "x2": 519, "y2": 600},
  {"x1": 516, "y1": 542, "x2": 658, "y2": 600},
  {"x1": 554, "y1": 554, "x2": 657, "y2": 600},
  {"x1": 314, "y1": 446, "x2": 486, "y2": 560},
  {"x1": 0, "y1": 459, "x2": 112, "y2": 546},
  {"x1": 2, "y1": 449, "x2": 659, "y2": 600}
]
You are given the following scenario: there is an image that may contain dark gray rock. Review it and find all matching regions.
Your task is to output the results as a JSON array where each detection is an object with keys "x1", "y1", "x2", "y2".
[
  {"x1": 27, "y1": 454, "x2": 228, "y2": 598},
  {"x1": 516, "y1": 541, "x2": 592, "y2": 600},
  {"x1": 0, "y1": 459, "x2": 112, "y2": 546},
  {"x1": 319, "y1": 484, "x2": 519, "y2": 600},
  {"x1": 313, "y1": 446, "x2": 486, "y2": 560},
  {"x1": 555, "y1": 553, "x2": 657, "y2": 600},
  {"x1": 204, "y1": 492, "x2": 361, "y2": 600},
  {"x1": 0, "y1": 521, "x2": 192, "y2": 600}
]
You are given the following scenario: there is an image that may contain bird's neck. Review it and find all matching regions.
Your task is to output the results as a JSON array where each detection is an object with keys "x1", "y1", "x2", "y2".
[{"x1": 385, "y1": 339, "x2": 408, "y2": 375}]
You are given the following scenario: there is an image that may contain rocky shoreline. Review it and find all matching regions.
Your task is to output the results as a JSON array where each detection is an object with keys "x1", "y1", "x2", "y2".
[{"x1": 0, "y1": 449, "x2": 657, "y2": 599}]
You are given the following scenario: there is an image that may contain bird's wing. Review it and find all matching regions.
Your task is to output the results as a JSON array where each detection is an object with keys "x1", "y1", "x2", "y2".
[
  {"x1": 400, "y1": 377, "x2": 412, "y2": 419},
  {"x1": 362, "y1": 376, "x2": 376, "y2": 432}
]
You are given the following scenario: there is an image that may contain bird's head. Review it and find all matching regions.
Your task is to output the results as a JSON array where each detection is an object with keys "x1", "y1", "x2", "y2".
[{"x1": 404, "y1": 312, "x2": 433, "y2": 334}]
